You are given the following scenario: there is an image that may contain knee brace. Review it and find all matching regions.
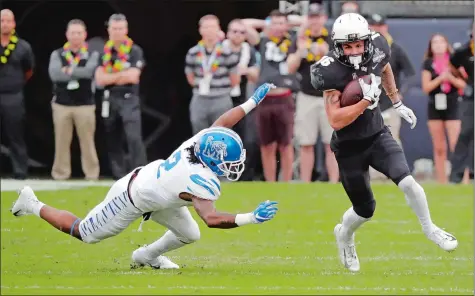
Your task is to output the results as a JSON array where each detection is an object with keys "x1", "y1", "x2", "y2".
[{"x1": 353, "y1": 199, "x2": 376, "y2": 219}]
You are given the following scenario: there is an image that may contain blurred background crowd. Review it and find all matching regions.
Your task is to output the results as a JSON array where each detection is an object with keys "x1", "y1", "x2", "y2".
[{"x1": 0, "y1": 0, "x2": 473, "y2": 184}]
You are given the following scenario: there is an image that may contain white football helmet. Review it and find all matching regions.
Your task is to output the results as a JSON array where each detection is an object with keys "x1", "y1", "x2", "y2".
[{"x1": 331, "y1": 13, "x2": 373, "y2": 69}]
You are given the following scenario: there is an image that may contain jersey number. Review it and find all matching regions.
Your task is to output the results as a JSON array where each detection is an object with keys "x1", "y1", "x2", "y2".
[
  {"x1": 156, "y1": 151, "x2": 182, "y2": 179},
  {"x1": 316, "y1": 56, "x2": 334, "y2": 67},
  {"x1": 371, "y1": 32, "x2": 380, "y2": 40},
  {"x1": 264, "y1": 42, "x2": 286, "y2": 62}
]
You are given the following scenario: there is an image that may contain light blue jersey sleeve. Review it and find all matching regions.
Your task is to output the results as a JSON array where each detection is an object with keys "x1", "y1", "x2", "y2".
[{"x1": 185, "y1": 172, "x2": 221, "y2": 201}]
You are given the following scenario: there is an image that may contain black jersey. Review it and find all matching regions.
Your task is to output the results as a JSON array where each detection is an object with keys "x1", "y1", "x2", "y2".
[{"x1": 310, "y1": 32, "x2": 391, "y2": 143}]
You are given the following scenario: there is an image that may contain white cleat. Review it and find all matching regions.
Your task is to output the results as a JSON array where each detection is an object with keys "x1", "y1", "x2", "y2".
[
  {"x1": 334, "y1": 224, "x2": 360, "y2": 272},
  {"x1": 131, "y1": 246, "x2": 179, "y2": 269},
  {"x1": 426, "y1": 226, "x2": 458, "y2": 252},
  {"x1": 11, "y1": 186, "x2": 39, "y2": 217}
]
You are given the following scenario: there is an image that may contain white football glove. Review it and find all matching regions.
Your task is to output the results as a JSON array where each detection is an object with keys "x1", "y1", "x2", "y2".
[
  {"x1": 358, "y1": 73, "x2": 382, "y2": 110},
  {"x1": 393, "y1": 101, "x2": 417, "y2": 129}
]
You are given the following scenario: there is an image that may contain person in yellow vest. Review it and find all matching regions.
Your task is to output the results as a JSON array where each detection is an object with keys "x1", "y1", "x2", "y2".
[{"x1": 287, "y1": 4, "x2": 339, "y2": 183}]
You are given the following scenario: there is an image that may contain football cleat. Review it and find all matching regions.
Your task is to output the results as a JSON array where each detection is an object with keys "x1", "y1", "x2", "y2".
[
  {"x1": 426, "y1": 226, "x2": 458, "y2": 252},
  {"x1": 11, "y1": 186, "x2": 39, "y2": 217},
  {"x1": 131, "y1": 246, "x2": 179, "y2": 269},
  {"x1": 334, "y1": 223, "x2": 360, "y2": 272}
]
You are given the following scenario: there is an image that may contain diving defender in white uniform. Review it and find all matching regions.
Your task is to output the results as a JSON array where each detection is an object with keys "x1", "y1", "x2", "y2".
[{"x1": 11, "y1": 83, "x2": 279, "y2": 269}]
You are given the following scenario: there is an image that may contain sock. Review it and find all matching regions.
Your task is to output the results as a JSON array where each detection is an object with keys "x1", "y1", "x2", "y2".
[
  {"x1": 31, "y1": 201, "x2": 45, "y2": 217},
  {"x1": 340, "y1": 207, "x2": 370, "y2": 241},
  {"x1": 143, "y1": 230, "x2": 186, "y2": 259},
  {"x1": 398, "y1": 176, "x2": 434, "y2": 234}
]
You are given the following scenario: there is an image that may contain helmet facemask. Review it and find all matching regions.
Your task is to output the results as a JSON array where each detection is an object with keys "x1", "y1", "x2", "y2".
[
  {"x1": 217, "y1": 148, "x2": 246, "y2": 181},
  {"x1": 333, "y1": 34, "x2": 373, "y2": 70}
]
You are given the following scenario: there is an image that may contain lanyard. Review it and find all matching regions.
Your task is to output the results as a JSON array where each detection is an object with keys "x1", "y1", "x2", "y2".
[{"x1": 199, "y1": 43, "x2": 220, "y2": 74}]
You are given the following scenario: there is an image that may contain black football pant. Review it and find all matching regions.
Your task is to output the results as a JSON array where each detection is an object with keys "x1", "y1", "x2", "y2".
[
  {"x1": 0, "y1": 92, "x2": 29, "y2": 178},
  {"x1": 332, "y1": 127, "x2": 411, "y2": 218},
  {"x1": 449, "y1": 100, "x2": 474, "y2": 183},
  {"x1": 103, "y1": 94, "x2": 147, "y2": 180}
]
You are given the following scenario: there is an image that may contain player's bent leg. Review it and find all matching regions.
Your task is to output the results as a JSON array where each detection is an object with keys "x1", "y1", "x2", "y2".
[
  {"x1": 132, "y1": 207, "x2": 200, "y2": 269},
  {"x1": 11, "y1": 186, "x2": 83, "y2": 240},
  {"x1": 368, "y1": 129, "x2": 458, "y2": 251},
  {"x1": 398, "y1": 175, "x2": 458, "y2": 252},
  {"x1": 79, "y1": 172, "x2": 144, "y2": 244},
  {"x1": 334, "y1": 155, "x2": 374, "y2": 272}
]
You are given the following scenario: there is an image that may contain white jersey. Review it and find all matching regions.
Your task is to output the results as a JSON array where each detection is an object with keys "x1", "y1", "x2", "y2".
[{"x1": 130, "y1": 129, "x2": 221, "y2": 212}]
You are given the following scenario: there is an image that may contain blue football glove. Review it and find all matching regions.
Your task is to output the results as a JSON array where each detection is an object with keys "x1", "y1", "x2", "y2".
[
  {"x1": 251, "y1": 83, "x2": 276, "y2": 105},
  {"x1": 252, "y1": 200, "x2": 278, "y2": 223}
]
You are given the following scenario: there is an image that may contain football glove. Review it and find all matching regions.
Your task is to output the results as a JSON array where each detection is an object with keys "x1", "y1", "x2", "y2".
[
  {"x1": 358, "y1": 73, "x2": 382, "y2": 105},
  {"x1": 251, "y1": 83, "x2": 276, "y2": 105},
  {"x1": 393, "y1": 101, "x2": 417, "y2": 129},
  {"x1": 252, "y1": 200, "x2": 278, "y2": 223}
]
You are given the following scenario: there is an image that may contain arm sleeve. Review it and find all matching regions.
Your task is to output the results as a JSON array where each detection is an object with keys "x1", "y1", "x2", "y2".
[
  {"x1": 422, "y1": 58, "x2": 432, "y2": 71},
  {"x1": 48, "y1": 51, "x2": 71, "y2": 82},
  {"x1": 184, "y1": 48, "x2": 195, "y2": 75},
  {"x1": 378, "y1": 35, "x2": 391, "y2": 66},
  {"x1": 71, "y1": 51, "x2": 99, "y2": 79},
  {"x1": 310, "y1": 61, "x2": 336, "y2": 91},
  {"x1": 21, "y1": 41, "x2": 35, "y2": 72},
  {"x1": 129, "y1": 45, "x2": 146, "y2": 70},
  {"x1": 185, "y1": 173, "x2": 221, "y2": 201}
]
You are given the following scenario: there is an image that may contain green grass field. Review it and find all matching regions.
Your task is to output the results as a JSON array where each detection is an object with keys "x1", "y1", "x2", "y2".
[{"x1": 1, "y1": 182, "x2": 473, "y2": 295}]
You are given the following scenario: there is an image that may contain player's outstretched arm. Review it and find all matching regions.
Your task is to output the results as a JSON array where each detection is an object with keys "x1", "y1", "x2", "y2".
[
  {"x1": 324, "y1": 90, "x2": 371, "y2": 130},
  {"x1": 382, "y1": 63, "x2": 418, "y2": 129},
  {"x1": 381, "y1": 63, "x2": 402, "y2": 103},
  {"x1": 191, "y1": 196, "x2": 278, "y2": 229},
  {"x1": 211, "y1": 83, "x2": 275, "y2": 129}
]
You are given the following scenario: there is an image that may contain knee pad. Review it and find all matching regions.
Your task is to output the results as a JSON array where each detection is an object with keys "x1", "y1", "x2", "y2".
[{"x1": 353, "y1": 199, "x2": 376, "y2": 219}]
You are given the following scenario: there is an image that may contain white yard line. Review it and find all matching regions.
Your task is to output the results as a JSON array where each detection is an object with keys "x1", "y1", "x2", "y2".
[{"x1": 0, "y1": 179, "x2": 114, "y2": 192}]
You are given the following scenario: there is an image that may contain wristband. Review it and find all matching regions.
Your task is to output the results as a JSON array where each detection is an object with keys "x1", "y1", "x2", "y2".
[
  {"x1": 393, "y1": 101, "x2": 402, "y2": 108},
  {"x1": 240, "y1": 99, "x2": 257, "y2": 115},
  {"x1": 235, "y1": 213, "x2": 256, "y2": 226}
]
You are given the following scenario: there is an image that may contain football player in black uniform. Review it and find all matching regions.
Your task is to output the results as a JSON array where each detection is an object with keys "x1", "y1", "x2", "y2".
[{"x1": 310, "y1": 13, "x2": 458, "y2": 272}]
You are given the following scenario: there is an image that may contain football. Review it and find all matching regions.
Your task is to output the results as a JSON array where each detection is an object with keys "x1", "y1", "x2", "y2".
[{"x1": 340, "y1": 75, "x2": 372, "y2": 107}]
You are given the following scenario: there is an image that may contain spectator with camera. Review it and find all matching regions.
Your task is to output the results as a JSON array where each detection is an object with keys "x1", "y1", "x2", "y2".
[
  {"x1": 422, "y1": 33, "x2": 466, "y2": 184},
  {"x1": 48, "y1": 19, "x2": 100, "y2": 180}
]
